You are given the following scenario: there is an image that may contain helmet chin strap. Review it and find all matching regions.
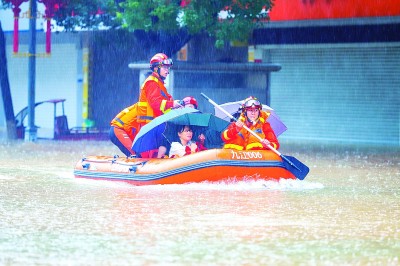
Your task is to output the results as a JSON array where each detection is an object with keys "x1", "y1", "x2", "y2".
[
  {"x1": 156, "y1": 66, "x2": 166, "y2": 80},
  {"x1": 247, "y1": 117, "x2": 258, "y2": 125}
]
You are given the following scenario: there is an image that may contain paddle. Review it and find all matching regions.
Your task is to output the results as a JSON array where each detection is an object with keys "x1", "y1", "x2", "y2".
[{"x1": 201, "y1": 93, "x2": 309, "y2": 180}]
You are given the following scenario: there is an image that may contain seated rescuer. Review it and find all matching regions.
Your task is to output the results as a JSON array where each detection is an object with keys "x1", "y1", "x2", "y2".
[
  {"x1": 168, "y1": 125, "x2": 203, "y2": 158},
  {"x1": 221, "y1": 96, "x2": 280, "y2": 151},
  {"x1": 109, "y1": 53, "x2": 181, "y2": 157}
]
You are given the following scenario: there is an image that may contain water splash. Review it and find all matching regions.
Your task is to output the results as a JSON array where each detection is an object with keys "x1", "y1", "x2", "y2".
[
  {"x1": 132, "y1": 177, "x2": 324, "y2": 191},
  {"x1": 58, "y1": 170, "x2": 323, "y2": 191}
]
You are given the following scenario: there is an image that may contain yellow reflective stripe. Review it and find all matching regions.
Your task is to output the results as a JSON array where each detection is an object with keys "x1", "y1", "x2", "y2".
[
  {"x1": 246, "y1": 142, "x2": 263, "y2": 150},
  {"x1": 271, "y1": 143, "x2": 277, "y2": 149},
  {"x1": 140, "y1": 76, "x2": 160, "y2": 90},
  {"x1": 138, "y1": 101, "x2": 147, "y2": 107},
  {"x1": 259, "y1": 117, "x2": 265, "y2": 123},
  {"x1": 115, "y1": 118, "x2": 124, "y2": 126},
  {"x1": 224, "y1": 144, "x2": 243, "y2": 150},
  {"x1": 112, "y1": 119, "x2": 124, "y2": 128},
  {"x1": 148, "y1": 76, "x2": 159, "y2": 83},
  {"x1": 222, "y1": 130, "x2": 230, "y2": 140},
  {"x1": 160, "y1": 99, "x2": 168, "y2": 113}
]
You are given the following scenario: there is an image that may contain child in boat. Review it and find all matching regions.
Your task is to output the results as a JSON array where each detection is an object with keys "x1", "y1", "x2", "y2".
[
  {"x1": 169, "y1": 125, "x2": 203, "y2": 158},
  {"x1": 182, "y1": 96, "x2": 207, "y2": 151},
  {"x1": 159, "y1": 97, "x2": 206, "y2": 158},
  {"x1": 221, "y1": 96, "x2": 279, "y2": 151}
]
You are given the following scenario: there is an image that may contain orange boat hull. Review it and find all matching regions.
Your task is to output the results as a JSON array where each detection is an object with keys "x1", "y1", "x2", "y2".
[{"x1": 73, "y1": 149, "x2": 297, "y2": 185}]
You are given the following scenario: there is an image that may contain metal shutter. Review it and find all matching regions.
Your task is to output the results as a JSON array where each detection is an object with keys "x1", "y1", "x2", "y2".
[{"x1": 267, "y1": 45, "x2": 399, "y2": 146}]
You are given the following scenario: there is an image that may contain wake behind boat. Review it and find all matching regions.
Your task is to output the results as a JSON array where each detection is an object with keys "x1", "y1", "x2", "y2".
[{"x1": 73, "y1": 149, "x2": 299, "y2": 186}]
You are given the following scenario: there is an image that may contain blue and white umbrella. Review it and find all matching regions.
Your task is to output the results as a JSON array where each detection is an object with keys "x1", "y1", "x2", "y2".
[{"x1": 132, "y1": 108, "x2": 230, "y2": 155}]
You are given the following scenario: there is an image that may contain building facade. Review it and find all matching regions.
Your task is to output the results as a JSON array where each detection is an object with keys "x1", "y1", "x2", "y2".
[{"x1": 1, "y1": 0, "x2": 399, "y2": 146}]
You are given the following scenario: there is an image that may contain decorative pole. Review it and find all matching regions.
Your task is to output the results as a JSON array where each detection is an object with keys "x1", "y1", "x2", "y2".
[
  {"x1": 26, "y1": 0, "x2": 37, "y2": 141},
  {"x1": 45, "y1": 10, "x2": 51, "y2": 53},
  {"x1": 12, "y1": 5, "x2": 20, "y2": 53}
]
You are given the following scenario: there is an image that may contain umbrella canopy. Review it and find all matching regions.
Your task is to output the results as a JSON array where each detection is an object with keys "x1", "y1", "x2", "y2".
[
  {"x1": 214, "y1": 101, "x2": 287, "y2": 137},
  {"x1": 132, "y1": 108, "x2": 230, "y2": 155}
]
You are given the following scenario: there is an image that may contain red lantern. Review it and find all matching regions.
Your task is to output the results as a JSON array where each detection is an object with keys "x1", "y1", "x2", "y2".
[
  {"x1": 38, "y1": 0, "x2": 61, "y2": 53},
  {"x1": 5, "y1": 0, "x2": 28, "y2": 53},
  {"x1": 6, "y1": 0, "x2": 62, "y2": 55}
]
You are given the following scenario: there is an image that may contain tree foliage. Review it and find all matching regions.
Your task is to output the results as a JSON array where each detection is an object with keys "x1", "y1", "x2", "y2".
[
  {"x1": 51, "y1": 0, "x2": 119, "y2": 30},
  {"x1": 118, "y1": 0, "x2": 274, "y2": 47},
  {"x1": 1, "y1": 0, "x2": 274, "y2": 47}
]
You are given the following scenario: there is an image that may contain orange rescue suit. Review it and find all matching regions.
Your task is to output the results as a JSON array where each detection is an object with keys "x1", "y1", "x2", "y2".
[
  {"x1": 110, "y1": 72, "x2": 175, "y2": 140},
  {"x1": 221, "y1": 110, "x2": 280, "y2": 151},
  {"x1": 137, "y1": 73, "x2": 174, "y2": 123}
]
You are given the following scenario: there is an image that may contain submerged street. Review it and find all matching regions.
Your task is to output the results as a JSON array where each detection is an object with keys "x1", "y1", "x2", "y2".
[{"x1": 0, "y1": 140, "x2": 398, "y2": 264}]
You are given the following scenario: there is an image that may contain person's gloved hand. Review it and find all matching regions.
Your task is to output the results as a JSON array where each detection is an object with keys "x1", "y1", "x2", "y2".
[
  {"x1": 235, "y1": 120, "x2": 244, "y2": 129},
  {"x1": 189, "y1": 142, "x2": 198, "y2": 153},
  {"x1": 198, "y1": 133, "x2": 206, "y2": 143},
  {"x1": 173, "y1": 100, "x2": 184, "y2": 109},
  {"x1": 261, "y1": 139, "x2": 271, "y2": 148}
]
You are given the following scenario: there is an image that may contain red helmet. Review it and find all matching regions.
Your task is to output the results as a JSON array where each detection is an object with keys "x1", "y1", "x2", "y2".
[
  {"x1": 182, "y1": 96, "x2": 198, "y2": 109},
  {"x1": 241, "y1": 96, "x2": 262, "y2": 112},
  {"x1": 149, "y1": 53, "x2": 173, "y2": 69}
]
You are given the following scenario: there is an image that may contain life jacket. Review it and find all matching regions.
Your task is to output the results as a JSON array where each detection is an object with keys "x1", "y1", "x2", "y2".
[
  {"x1": 136, "y1": 74, "x2": 172, "y2": 123},
  {"x1": 221, "y1": 111, "x2": 279, "y2": 150},
  {"x1": 110, "y1": 103, "x2": 139, "y2": 140},
  {"x1": 110, "y1": 73, "x2": 172, "y2": 140}
]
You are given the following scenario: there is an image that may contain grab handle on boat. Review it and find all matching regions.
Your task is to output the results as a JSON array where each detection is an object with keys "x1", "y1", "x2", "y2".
[
  {"x1": 82, "y1": 163, "x2": 90, "y2": 170},
  {"x1": 129, "y1": 166, "x2": 137, "y2": 173},
  {"x1": 201, "y1": 93, "x2": 309, "y2": 180}
]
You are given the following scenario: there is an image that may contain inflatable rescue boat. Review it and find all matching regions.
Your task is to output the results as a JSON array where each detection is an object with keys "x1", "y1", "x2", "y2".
[{"x1": 73, "y1": 149, "x2": 306, "y2": 186}]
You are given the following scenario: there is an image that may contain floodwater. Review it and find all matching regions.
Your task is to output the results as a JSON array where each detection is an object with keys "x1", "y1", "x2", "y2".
[{"x1": 0, "y1": 140, "x2": 399, "y2": 265}]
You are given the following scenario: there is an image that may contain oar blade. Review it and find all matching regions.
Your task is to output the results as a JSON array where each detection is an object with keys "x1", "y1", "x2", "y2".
[{"x1": 281, "y1": 155, "x2": 310, "y2": 180}]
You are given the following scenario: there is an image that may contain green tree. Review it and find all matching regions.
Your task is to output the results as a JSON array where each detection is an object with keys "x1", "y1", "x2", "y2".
[
  {"x1": 117, "y1": 0, "x2": 274, "y2": 48},
  {"x1": 51, "y1": 0, "x2": 119, "y2": 30},
  {"x1": 3, "y1": 0, "x2": 273, "y2": 47}
]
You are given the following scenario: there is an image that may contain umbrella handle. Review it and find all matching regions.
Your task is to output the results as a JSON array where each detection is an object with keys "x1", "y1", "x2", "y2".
[{"x1": 200, "y1": 93, "x2": 282, "y2": 156}]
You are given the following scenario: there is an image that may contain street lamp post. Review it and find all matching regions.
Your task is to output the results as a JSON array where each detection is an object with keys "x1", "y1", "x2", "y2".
[{"x1": 26, "y1": 0, "x2": 37, "y2": 141}]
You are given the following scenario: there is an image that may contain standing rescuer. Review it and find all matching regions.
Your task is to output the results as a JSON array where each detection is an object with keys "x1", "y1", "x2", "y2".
[
  {"x1": 221, "y1": 96, "x2": 280, "y2": 151},
  {"x1": 109, "y1": 53, "x2": 182, "y2": 157}
]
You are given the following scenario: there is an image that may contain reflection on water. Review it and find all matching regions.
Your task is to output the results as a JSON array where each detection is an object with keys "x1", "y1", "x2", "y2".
[{"x1": 0, "y1": 140, "x2": 399, "y2": 265}]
